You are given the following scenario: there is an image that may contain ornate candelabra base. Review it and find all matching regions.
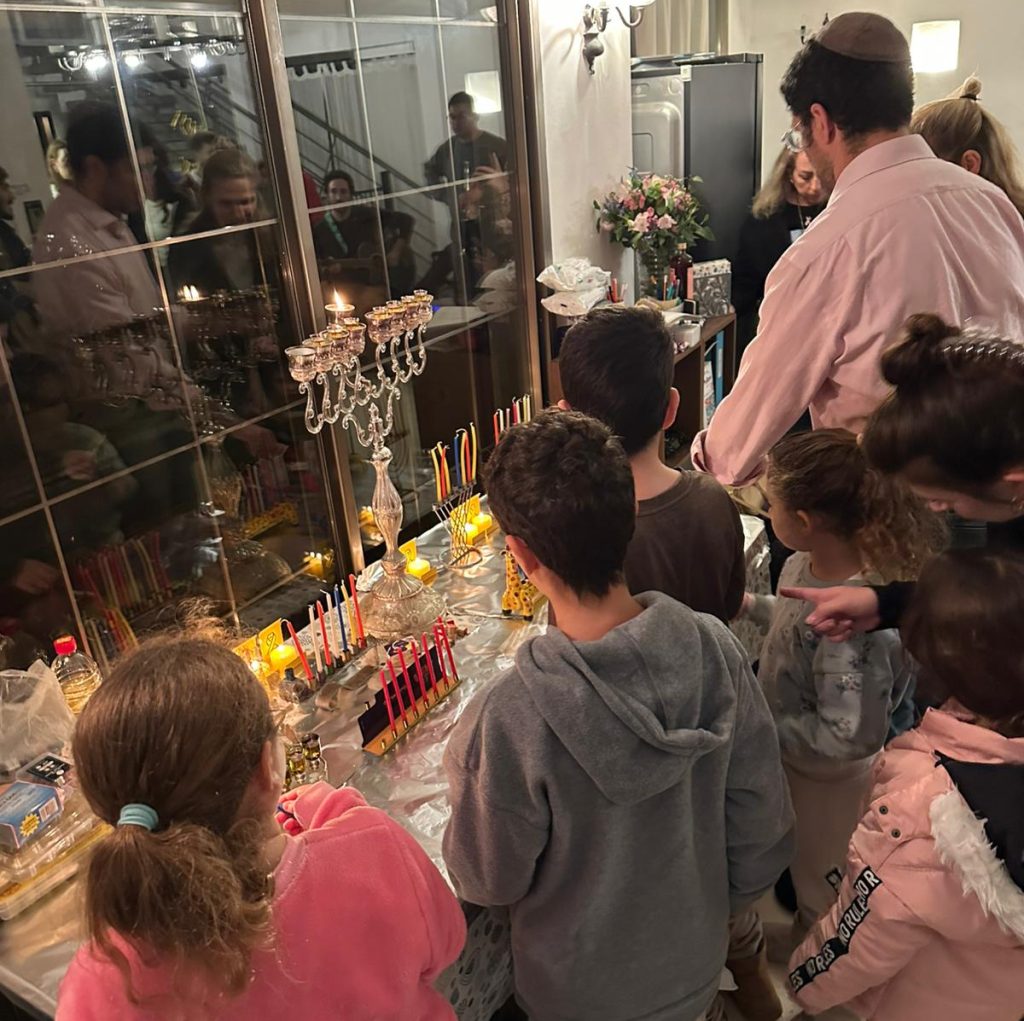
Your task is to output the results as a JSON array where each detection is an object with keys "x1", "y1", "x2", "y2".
[{"x1": 361, "y1": 444, "x2": 445, "y2": 642}]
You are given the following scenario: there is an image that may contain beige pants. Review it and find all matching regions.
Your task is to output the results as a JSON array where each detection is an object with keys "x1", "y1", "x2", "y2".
[{"x1": 784, "y1": 752, "x2": 878, "y2": 932}]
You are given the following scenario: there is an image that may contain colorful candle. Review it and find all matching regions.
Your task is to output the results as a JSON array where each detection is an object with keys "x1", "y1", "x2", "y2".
[
  {"x1": 323, "y1": 590, "x2": 340, "y2": 658},
  {"x1": 492, "y1": 412, "x2": 501, "y2": 446},
  {"x1": 379, "y1": 669, "x2": 398, "y2": 736},
  {"x1": 387, "y1": 659, "x2": 410, "y2": 726},
  {"x1": 317, "y1": 601, "x2": 332, "y2": 668},
  {"x1": 334, "y1": 583, "x2": 349, "y2": 654},
  {"x1": 436, "y1": 617, "x2": 459, "y2": 682},
  {"x1": 409, "y1": 639, "x2": 428, "y2": 701},
  {"x1": 342, "y1": 582, "x2": 356, "y2": 646},
  {"x1": 348, "y1": 574, "x2": 365, "y2": 645},
  {"x1": 470, "y1": 422, "x2": 478, "y2": 482},
  {"x1": 422, "y1": 631, "x2": 440, "y2": 694},
  {"x1": 397, "y1": 648, "x2": 418, "y2": 713},
  {"x1": 308, "y1": 606, "x2": 323, "y2": 676},
  {"x1": 429, "y1": 445, "x2": 443, "y2": 503},
  {"x1": 432, "y1": 625, "x2": 449, "y2": 689},
  {"x1": 284, "y1": 619, "x2": 314, "y2": 682}
]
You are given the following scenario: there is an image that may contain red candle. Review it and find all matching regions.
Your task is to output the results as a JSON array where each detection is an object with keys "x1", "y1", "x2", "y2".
[
  {"x1": 388, "y1": 659, "x2": 410, "y2": 726},
  {"x1": 379, "y1": 669, "x2": 397, "y2": 737},
  {"x1": 409, "y1": 640, "x2": 428, "y2": 701},
  {"x1": 422, "y1": 631, "x2": 440, "y2": 694},
  {"x1": 284, "y1": 619, "x2": 314, "y2": 682},
  {"x1": 432, "y1": 626, "x2": 449, "y2": 690},
  {"x1": 348, "y1": 574, "x2": 365, "y2": 645},
  {"x1": 436, "y1": 618, "x2": 459, "y2": 682},
  {"x1": 398, "y1": 647, "x2": 419, "y2": 708},
  {"x1": 492, "y1": 411, "x2": 501, "y2": 446},
  {"x1": 317, "y1": 601, "x2": 332, "y2": 669}
]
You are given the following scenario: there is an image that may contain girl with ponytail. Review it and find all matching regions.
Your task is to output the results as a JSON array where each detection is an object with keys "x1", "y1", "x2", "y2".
[
  {"x1": 741, "y1": 429, "x2": 944, "y2": 941},
  {"x1": 56, "y1": 633, "x2": 465, "y2": 1020}
]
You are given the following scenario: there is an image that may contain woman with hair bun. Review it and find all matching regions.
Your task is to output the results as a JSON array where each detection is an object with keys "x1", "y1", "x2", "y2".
[
  {"x1": 788, "y1": 313, "x2": 1024, "y2": 637},
  {"x1": 912, "y1": 77, "x2": 1024, "y2": 218}
]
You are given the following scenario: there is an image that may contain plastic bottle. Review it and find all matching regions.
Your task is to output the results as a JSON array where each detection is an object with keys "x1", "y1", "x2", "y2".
[{"x1": 51, "y1": 636, "x2": 102, "y2": 715}]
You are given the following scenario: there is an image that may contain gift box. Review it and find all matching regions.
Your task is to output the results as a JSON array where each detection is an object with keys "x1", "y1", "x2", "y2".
[
  {"x1": 693, "y1": 259, "x2": 732, "y2": 316},
  {"x1": 0, "y1": 781, "x2": 64, "y2": 851}
]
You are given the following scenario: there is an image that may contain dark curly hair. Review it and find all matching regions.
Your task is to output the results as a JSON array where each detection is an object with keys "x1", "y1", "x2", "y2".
[{"x1": 484, "y1": 408, "x2": 635, "y2": 596}]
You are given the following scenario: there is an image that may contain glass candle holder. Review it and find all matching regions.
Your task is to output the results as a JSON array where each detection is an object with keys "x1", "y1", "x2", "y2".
[
  {"x1": 325, "y1": 298, "x2": 355, "y2": 328},
  {"x1": 285, "y1": 346, "x2": 317, "y2": 383},
  {"x1": 365, "y1": 309, "x2": 391, "y2": 346},
  {"x1": 345, "y1": 322, "x2": 367, "y2": 357}
]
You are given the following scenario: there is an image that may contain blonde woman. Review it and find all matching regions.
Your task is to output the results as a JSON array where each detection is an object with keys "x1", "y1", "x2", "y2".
[
  {"x1": 733, "y1": 148, "x2": 824, "y2": 355},
  {"x1": 912, "y1": 76, "x2": 1024, "y2": 218}
]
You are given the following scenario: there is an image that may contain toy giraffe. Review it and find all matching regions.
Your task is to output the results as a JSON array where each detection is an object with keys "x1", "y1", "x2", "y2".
[{"x1": 501, "y1": 546, "x2": 541, "y2": 620}]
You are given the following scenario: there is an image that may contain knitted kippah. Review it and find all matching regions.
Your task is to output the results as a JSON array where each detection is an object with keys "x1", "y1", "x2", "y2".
[{"x1": 815, "y1": 12, "x2": 911, "y2": 64}]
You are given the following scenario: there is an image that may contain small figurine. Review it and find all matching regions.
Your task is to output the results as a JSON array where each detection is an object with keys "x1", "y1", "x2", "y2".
[{"x1": 501, "y1": 546, "x2": 542, "y2": 620}]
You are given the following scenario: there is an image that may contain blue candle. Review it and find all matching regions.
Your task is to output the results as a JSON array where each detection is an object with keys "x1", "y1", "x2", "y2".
[{"x1": 334, "y1": 583, "x2": 349, "y2": 653}]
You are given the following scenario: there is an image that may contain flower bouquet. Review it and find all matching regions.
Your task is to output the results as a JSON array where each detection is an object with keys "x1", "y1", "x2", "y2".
[{"x1": 595, "y1": 171, "x2": 713, "y2": 297}]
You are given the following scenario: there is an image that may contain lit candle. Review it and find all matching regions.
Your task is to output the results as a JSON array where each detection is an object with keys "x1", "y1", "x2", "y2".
[
  {"x1": 407, "y1": 556, "x2": 432, "y2": 580},
  {"x1": 269, "y1": 643, "x2": 298, "y2": 674},
  {"x1": 463, "y1": 521, "x2": 480, "y2": 544},
  {"x1": 473, "y1": 511, "x2": 493, "y2": 533}
]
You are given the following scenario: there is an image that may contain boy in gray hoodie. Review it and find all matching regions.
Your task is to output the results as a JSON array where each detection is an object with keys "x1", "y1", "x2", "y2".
[{"x1": 443, "y1": 409, "x2": 794, "y2": 1021}]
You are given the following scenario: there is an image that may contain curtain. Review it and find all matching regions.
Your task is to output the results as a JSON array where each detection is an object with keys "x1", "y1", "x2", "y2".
[{"x1": 633, "y1": 0, "x2": 710, "y2": 58}]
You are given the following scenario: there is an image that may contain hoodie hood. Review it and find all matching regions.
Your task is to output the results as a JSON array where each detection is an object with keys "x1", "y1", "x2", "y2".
[
  {"x1": 516, "y1": 592, "x2": 736, "y2": 805},
  {"x1": 919, "y1": 709, "x2": 1024, "y2": 944}
]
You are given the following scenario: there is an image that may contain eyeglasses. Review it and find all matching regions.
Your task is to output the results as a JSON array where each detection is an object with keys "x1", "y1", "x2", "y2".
[{"x1": 781, "y1": 126, "x2": 808, "y2": 153}]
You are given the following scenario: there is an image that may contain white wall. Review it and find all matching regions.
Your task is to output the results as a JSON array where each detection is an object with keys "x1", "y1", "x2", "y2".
[
  {"x1": 729, "y1": 0, "x2": 1024, "y2": 185},
  {"x1": 534, "y1": 0, "x2": 635, "y2": 296}
]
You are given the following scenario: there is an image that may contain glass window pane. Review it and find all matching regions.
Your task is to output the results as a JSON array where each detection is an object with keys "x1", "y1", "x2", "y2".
[
  {"x1": 356, "y1": 20, "x2": 451, "y2": 194},
  {"x1": 281, "y1": 17, "x2": 374, "y2": 202}
]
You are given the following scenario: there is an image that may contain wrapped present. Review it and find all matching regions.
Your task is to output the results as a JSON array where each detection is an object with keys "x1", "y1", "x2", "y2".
[{"x1": 693, "y1": 259, "x2": 732, "y2": 316}]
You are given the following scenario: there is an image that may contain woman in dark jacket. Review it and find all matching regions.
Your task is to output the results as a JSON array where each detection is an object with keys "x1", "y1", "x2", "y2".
[{"x1": 733, "y1": 147, "x2": 825, "y2": 355}]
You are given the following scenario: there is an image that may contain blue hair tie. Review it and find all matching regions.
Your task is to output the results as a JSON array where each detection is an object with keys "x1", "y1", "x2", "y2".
[{"x1": 117, "y1": 803, "x2": 159, "y2": 831}]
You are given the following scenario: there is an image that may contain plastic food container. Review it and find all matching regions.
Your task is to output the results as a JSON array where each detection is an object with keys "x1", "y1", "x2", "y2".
[
  {"x1": 0, "y1": 823, "x2": 107, "y2": 920},
  {"x1": 0, "y1": 800, "x2": 99, "y2": 885}
]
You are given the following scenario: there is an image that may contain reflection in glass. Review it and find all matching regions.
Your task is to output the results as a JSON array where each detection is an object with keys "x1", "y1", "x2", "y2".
[{"x1": 0, "y1": 512, "x2": 75, "y2": 670}]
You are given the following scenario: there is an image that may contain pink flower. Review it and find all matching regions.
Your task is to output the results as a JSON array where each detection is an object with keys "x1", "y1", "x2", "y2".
[
  {"x1": 600, "y1": 219, "x2": 615, "y2": 232},
  {"x1": 629, "y1": 211, "x2": 653, "y2": 234},
  {"x1": 656, "y1": 214, "x2": 676, "y2": 230}
]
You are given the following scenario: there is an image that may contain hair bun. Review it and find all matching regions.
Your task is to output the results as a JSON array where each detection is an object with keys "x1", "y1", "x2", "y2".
[
  {"x1": 881, "y1": 313, "x2": 961, "y2": 387},
  {"x1": 956, "y1": 75, "x2": 982, "y2": 100}
]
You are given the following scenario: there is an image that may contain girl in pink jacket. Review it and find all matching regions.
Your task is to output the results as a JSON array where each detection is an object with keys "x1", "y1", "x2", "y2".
[
  {"x1": 55, "y1": 633, "x2": 466, "y2": 1021},
  {"x1": 789, "y1": 550, "x2": 1024, "y2": 1021}
]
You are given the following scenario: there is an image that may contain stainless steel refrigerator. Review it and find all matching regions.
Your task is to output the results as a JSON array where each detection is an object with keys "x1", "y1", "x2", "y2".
[{"x1": 632, "y1": 53, "x2": 763, "y2": 264}]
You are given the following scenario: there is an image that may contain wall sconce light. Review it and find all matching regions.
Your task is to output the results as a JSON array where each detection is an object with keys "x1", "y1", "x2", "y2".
[
  {"x1": 583, "y1": 0, "x2": 657, "y2": 75},
  {"x1": 910, "y1": 20, "x2": 960, "y2": 74}
]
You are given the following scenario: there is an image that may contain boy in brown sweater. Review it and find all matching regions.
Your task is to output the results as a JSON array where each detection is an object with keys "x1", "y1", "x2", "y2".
[{"x1": 558, "y1": 305, "x2": 745, "y2": 623}]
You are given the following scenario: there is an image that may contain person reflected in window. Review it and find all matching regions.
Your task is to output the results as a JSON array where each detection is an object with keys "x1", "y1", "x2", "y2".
[
  {"x1": 422, "y1": 92, "x2": 508, "y2": 300},
  {"x1": 733, "y1": 148, "x2": 825, "y2": 357},
  {"x1": 138, "y1": 135, "x2": 197, "y2": 259},
  {"x1": 425, "y1": 91, "x2": 508, "y2": 188},
  {"x1": 0, "y1": 164, "x2": 36, "y2": 350},
  {"x1": 186, "y1": 130, "x2": 235, "y2": 190},
  {"x1": 168, "y1": 148, "x2": 268, "y2": 296},
  {"x1": 312, "y1": 170, "x2": 414, "y2": 296},
  {"x1": 32, "y1": 103, "x2": 161, "y2": 338},
  {"x1": 46, "y1": 139, "x2": 73, "y2": 199}
]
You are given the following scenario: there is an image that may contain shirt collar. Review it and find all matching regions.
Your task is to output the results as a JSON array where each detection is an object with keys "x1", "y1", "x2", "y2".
[
  {"x1": 60, "y1": 185, "x2": 125, "y2": 234},
  {"x1": 828, "y1": 134, "x2": 935, "y2": 206}
]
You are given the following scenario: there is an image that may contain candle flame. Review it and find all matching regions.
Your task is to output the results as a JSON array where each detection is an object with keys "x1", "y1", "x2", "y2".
[{"x1": 332, "y1": 290, "x2": 344, "y2": 308}]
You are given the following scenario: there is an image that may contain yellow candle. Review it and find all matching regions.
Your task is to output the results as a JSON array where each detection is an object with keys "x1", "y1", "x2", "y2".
[
  {"x1": 407, "y1": 557, "x2": 432, "y2": 580},
  {"x1": 269, "y1": 643, "x2": 299, "y2": 673},
  {"x1": 463, "y1": 521, "x2": 480, "y2": 544},
  {"x1": 473, "y1": 512, "x2": 493, "y2": 533}
]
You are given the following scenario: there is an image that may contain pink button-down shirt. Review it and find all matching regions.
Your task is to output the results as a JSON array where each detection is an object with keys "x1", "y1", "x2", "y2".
[{"x1": 692, "y1": 134, "x2": 1024, "y2": 485}]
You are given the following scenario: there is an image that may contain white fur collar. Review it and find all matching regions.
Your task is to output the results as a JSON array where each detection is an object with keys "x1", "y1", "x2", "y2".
[{"x1": 930, "y1": 788, "x2": 1024, "y2": 943}]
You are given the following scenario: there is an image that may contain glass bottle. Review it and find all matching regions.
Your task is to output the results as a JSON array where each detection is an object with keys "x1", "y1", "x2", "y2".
[
  {"x1": 285, "y1": 743, "x2": 307, "y2": 791},
  {"x1": 51, "y1": 635, "x2": 102, "y2": 715},
  {"x1": 301, "y1": 733, "x2": 329, "y2": 785},
  {"x1": 670, "y1": 246, "x2": 694, "y2": 301}
]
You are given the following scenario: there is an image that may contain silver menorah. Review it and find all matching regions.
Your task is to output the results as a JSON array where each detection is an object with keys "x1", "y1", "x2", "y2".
[{"x1": 285, "y1": 291, "x2": 444, "y2": 641}]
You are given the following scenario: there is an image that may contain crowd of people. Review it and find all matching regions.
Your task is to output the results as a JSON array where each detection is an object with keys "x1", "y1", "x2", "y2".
[{"x1": 38, "y1": 10, "x2": 1024, "y2": 1021}]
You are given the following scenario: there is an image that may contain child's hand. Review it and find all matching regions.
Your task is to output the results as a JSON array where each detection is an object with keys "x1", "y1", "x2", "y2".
[
  {"x1": 275, "y1": 789, "x2": 303, "y2": 836},
  {"x1": 781, "y1": 585, "x2": 881, "y2": 642}
]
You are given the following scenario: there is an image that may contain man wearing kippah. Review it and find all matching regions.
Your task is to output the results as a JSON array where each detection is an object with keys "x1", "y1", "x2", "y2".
[{"x1": 692, "y1": 12, "x2": 1024, "y2": 486}]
